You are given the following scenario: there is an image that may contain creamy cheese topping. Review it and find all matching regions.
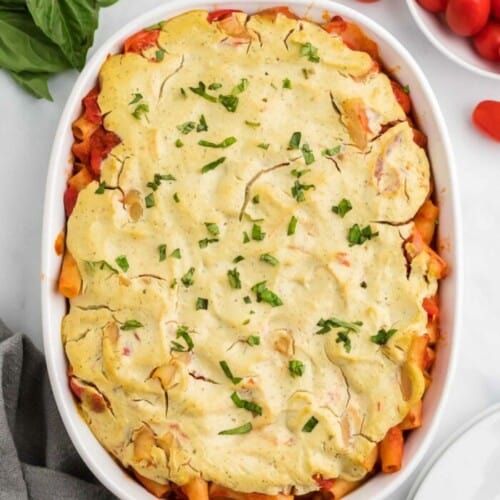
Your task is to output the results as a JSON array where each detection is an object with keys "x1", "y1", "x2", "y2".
[{"x1": 62, "y1": 10, "x2": 436, "y2": 495}]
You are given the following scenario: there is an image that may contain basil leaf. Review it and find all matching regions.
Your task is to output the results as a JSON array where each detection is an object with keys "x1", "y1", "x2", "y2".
[
  {"x1": 219, "y1": 360, "x2": 242, "y2": 384},
  {"x1": 181, "y1": 267, "x2": 195, "y2": 287},
  {"x1": 251, "y1": 281, "x2": 283, "y2": 307},
  {"x1": 115, "y1": 255, "x2": 129, "y2": 272},
  {"x1": 201, "y1": 156, "x2": 226, "y2": 174},
  {"x1": 120, "y1": 319, "x2": 143, "y2": 331},
  {"x1": 198, "y1": 137, "x2": 237, "y2": 148},
  {"x1": 26, "y1": 0, "x2": 100, "y2": 70},
  {"x1": 332, "y1": 199, "x2": 352, "y2": 218},
  {"x1": 195, "y1": 297, "x2": 208, "y2": 310},
  {"x1": 219, "y1": 422, "x2": 252, "y2": 435},
  {"x1": 7, "y1": 70, "x2": 52, "y2": 100},
  {"x1": 302, "y1": 416, "x2": 319, "y2": 432},
  {"x1": 289, "y1": 359, "x2": 305, "y2": 377},
  {"x1": 230, "y1": 392, "x2": 262, "y2": 415},
  {"x1": 259, "y1": 253, "x2": 279, "y2": 266},
  {"x1": 287, "y1": 215, "x2": 297, "y2": 236},
  {"x1": 227, "y1": 268, "x2": 241, "y2": 289},
  {"x1": 247, "y1": 335, "x2": 260, "y2": 346},
  {"x1": 371, "y1": 328, "x2": 397, "y2": 345},
  {"x1": 218, "y1": 94, "x2": 238, "y2": 112}
]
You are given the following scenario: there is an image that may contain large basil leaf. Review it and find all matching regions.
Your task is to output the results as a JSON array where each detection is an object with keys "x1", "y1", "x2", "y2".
[
  {"x1": 0, "y1": 9, "x2": 71, "y2": 73},
  {"x1": 26, "y1": 0, "x2": 99, "y2": 70},
  {"x1": 97, "y1": 0, "x2": 118, "y2": 5},
  {"x1": 8, "y1": 69, "x2": 52, "y2": 100}
]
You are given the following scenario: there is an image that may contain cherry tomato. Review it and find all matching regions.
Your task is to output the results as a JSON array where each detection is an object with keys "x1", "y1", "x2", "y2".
[
  {"x1": 445, "y1": 0, "x2": 491, "y2": 36},
  {"x1": 473, "y1": 21, "x2": 500, "y2": 61},
  {"x1": 417, "y1": 0, "x2": 449, "y2": 13},
  {"x1": 492, "y1": 0, "x2": 500, "y2": 19},
  {"x1": 473, "y1": 100, "x2": 500, "y2": 142}
]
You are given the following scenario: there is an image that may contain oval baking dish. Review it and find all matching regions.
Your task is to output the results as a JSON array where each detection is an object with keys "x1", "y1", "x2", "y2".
[{"x1": 41, "y1": 1, "x2": 462, "y2": 499}]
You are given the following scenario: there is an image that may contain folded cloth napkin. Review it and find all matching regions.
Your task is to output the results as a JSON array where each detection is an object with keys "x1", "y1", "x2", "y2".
[{"x1": 0, "y1": 320, "x2": 115, "y2": 500}]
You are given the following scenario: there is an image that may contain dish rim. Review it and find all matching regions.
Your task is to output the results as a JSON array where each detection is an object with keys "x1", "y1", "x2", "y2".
[
  {"x1": 41, "y1": 1, "x2": 463, "y2": 499},
  {"x1": 406, "y1": 0, "x2": 500, "y2": 81}
]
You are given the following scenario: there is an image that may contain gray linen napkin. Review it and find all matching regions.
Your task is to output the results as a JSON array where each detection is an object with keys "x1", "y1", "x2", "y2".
[{"x1": 0, "y1": 320, "x2": 115, "y2": 500}]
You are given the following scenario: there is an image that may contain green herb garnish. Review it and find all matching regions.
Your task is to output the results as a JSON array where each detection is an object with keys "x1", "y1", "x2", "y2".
[
  {"x1": 208, "y1": 82, "x2": 222, "y2": 90},
  {"x1": 316, "y1": 317, "x2": 363, "y2": 335},
  {"x1": 120, "y1": 319, "x2": 143, "y2": 331},
  {"x1": 204, "y1": 222, "x2": 220, "y2": 236},
  {"x1": 322, "y1": 145, "x2": 341, "y2": 157},
  {"x1": 219, "y1": 94, "x2": 239, "y2": 112},
  {"x1": 158, "y1": 244, "x2": 167, "y2": 262},
  {"x1": 189, "y1": 81, "x2": 217, "y2": 102},
  {"x1": 132, "y1": 103, "x2": 149, "y2": 120},
  {"x1": 199, "y1": 238, "x2": 218, "y2": 249},
  {"x1": 196, "y1": 297, "x2": 209, "y2": 310},
  {"x1": 171, "y1": 248, "x2": 181, "y2": 259},
  {"x1": 302, "y1": 416, "x2": 319, "y2": 432},
  {"x1": 292, "y1": 180, "x2": 315, "y2": 202},
  {"x1": 198, "y1": 137, "x2": 237, "y2": 148},
  {"x1": 175, "y1": 139, "x2": 184, "y2": 148},
  {"x1": 258, "y1": 143, "x2": 270, "y2": 150},
  {"x1": 245, "y1": 120, "x2": 261, "y2": 127},
  {"x1": 85, "y1": 260, "x2": 118, "y2": 274},
  {"x1": 227, "y1": 268, "x2": 242, "y2": 289},
  {"x1": 230, "y1": 392, "x2": 262, "y2": 415},
  {"x1": 247, "y1": 335, "x2": 260, "y2": 346},
  {"x1": 177, "y1": 121, "x2": 196, "y2": 134},
  {"x1": 218, "y1": 422, "x2": 252, "y2": 435},
  {"x1": 283, "y1": 78, "x2": 292, "y2": 89},
  {"x1": 197, "y1": 114, "x2": 208, "y2": 132},
  {"x1": 332, "y1": 199, "x2": 352, "y2": 218},
  {"x1": 155, "y1": 49, "x2": 165, "y2": 62},
  {"x1": 145, "y1": 193, "x2": 155, "y2": 208},
  {"x1": 219, "y1": 360, "x2": 242, "y2": 384},
  {"x1": 260, "y1": 253, "x2": 279, "y2": 266},
  {"x1": 173, "y1": 192, "x2": 180, "y2": 203},
  {"x1": 181, "y1": 267, "x2": 195, "y2": 287},
  {"x1": 336, "y1": 331, "x2": 352, "y2": 352},
  {"x1": 243, "y1": 296, "x2": 252, "y2": 304},
  {"x1": 251, "y1": 224, "x2": 265, "y2": 241},
  {"x1": 300, "y1": 42, "x2": 320, "y2": 63},
  {"x1": 347, "y1": 224, "x2": 379, "y2": 246},
  {"x1": 95, "y1": 182, "x2": 106, "y2": 194},
  {"x1": 129, "y1": 93, "x2": 143, "y2": 105},
  {"x1": 251, "y1": 281, "x2": 283, "y2": 307},
  {"x1": 288, "y1": 131, "x2": 301, "y2": 150},
  {"x1": 243, "y1": 232, "x2": 250, "y2": 244},
  {"x1": 201, "y1": 156, "x2": 226, "y2": 174},
  {"x1": 403, "y1": 84, "x2": 410, "y2": 94},
  {"x1": 289, "y1": 359, "x2": 305, "y2": 377},
  {"x1": 371, "y1": 328, "x2": 397, "y2": 345},
  {"x1": 233, "y1": 255, "x2": 245, "y2": 264},
  {"x1": 287, "y1": 215, "x2": 298, "y2": 235},
  {"x1": 232, "y1": 78, "x2": 249, "y2": 94},
  {"x1": 301, "y1": 143, "x2": 315, "y2": 165},
  {"x1": 115, "y1": 255, "x2": 129, "y2": 272},
  {"x1": 252, "y1": 195, "x2": 260, "y2": 204},
  {"x1": 170, "y1": 325, "x2": 194, "y2": 352}
]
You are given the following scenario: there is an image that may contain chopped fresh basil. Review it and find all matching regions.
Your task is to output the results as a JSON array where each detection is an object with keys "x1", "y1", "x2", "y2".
[
  {"x1": 95, "y1": 182, "x2": 106, "y2": 194},
  {"x1": 360, "y1": 281, "x2": 367, "y2": 289},
  {"x1": 336, "y1": 330, "x2": 352, "y2": 353},
  {"x1": 260, "y1": 253, "x2": 279, "y2": 266},
  {"x1": 208, "y1": 82, "x2": 222, "y2": 90},
  {"x1": 322, "y1": 145, "x2": 341, "y2": 157},
  {"x1": 243, "y1": 232, "x2": 250, "y2": 244},
  {"x1": 292, "y1": 180, "x2": 315, "y2": 202},
  {"x1": 288, "y1": 131, "x2": 301, "y2": 150},
  {"x1": 287, "y1": 215, "x2": 298, "y2": 236},
  {"x1": 258, "y1": 143, "x2": 270, "y2": 150},
  {"x1": 129, "y1": 93, "x2": 143, "y2": 105},
  {"x1": 197, "y1": 114, "x2": 208, "y2": 132},
  {"x1": 196, "y1": 297, "x2": 209, "y2": 310},
  {"x1": 170, "y1": 325, "x2": 194, "y2": 352},
  {"x1": 189, "y1": 81, "x2": 217, "y2": 102},
  {"x1": 403, "y1": 84, "x2": 410, "y2": 94},
  {"x1": 347, "y1": 224, "x2": 379, "y2": 246},
  {"x1": 177, "y1": 121, "x2": 196, "y2": 134},
  {"x1": 201, "y1": 156, "x2": 226, "y2": 174},
  {"x1": 120, "y1": 319, "x2": 143, "y2": 331},
  {"x1": 289, "y1": 359, "x2": 305, "y2": 378},
  {"x1": 155, "y1": 173, "x2": 176, "y2": 183},
  {"x1": 252, "y1": 195, "x2": 260, "y2": 204},
  {"x1": 316, "y1": 317, "x2": 363, "y2": 335},
  {"x1": 115, "y1": 255, "x2": 129, "y2": 272},
  {"x1": 230, "y1": 392, "x2": 262, "y2": 415},
  {"x1": 180, "y1": 88, "x2": 187, "y2": 97},
  {"x1": 302, "y1": 416, "x2": 319, "y2": 432},
  {"x1": 242, "y1": 318, "x2": 250, "y2": 325},
  {"x1": 146, "y1": 181, "x2": 158, "y2": 191},
  {"x1": 371, "y1": 328, "x2": 397, "y2": 345},
  {"x1": 199, "y1": 238, "x2": 218, "y2": 249},
  {"x1": 204, "y1": 222, "x2": 220, "y2": 236},
  {"x1": 85, "y1": 260, "x2": 118, "y2": 274},
  {"x1": 132, "y1": 103, "x2": 149, "y2": 120},
  {"x1": 300, "y1": 42, "x2": 320, "y2": 63},
  {"x1": 243, "y1": 296, "x2": 252, "y2": 304},
  {"x1": 302, "y1": 68, "x2": 314, "y2": 79},
  {"x1": 251, "y1": 281, "x2": 283, "y2": 307},
  {"x1": 155, "y1": 49, "x2": 165, "y2": 62},
  {"x1": 251, "y1": 224, "x2": 265, "y2": 241},
  {"x1": 171, "y1": 248, "x2": 181, "y2": 259},
  {"x1": 301, "y1": 143, "x2": 315, "y2": 165},
  {"x1": 173, "y1": 192, "x2": 180, "y2": 203},
  {"x1": 291, "y1": 168, "x2": 310, "y2": 178},
  {"x1": 158, "y1": 244, "x2": 167, "y2": 262},
  {"x1": 218, "y1": 422, "x2": 252, "y2": 435},
  {"x1": 332, "y1": 199, "x2": 352, "y2": 218},
  {"x1": 170, "y1": 278, "x2": 177, "y2": 288},
  {"x1": 219, "y1": 94, "x2": 239, "y2": 112},
  {"x1": 232, "y1": 78, "x2": 249, "y2": 95},
  {"x1": 219, "y1": 360, "x2": 242, "y2": 384},
  {"x1": 145, "y1": 193, "x2": 155, "y2": 208},
  {"x1": 247, "y1": 335, "x2": 260, "y2": 346},
  {"x1": 198, "y1": 137, "x2": 237, "y2": 148},
  {"x1": 227, "y1": 268, "x2": 242, "y2": 289},
  {"x1": 181, "y1": 267, "x2": 195, "y2": 287},
  {"x1": 245, "y1": 120, "x2": 261, "y2": 127},
  {"x1": 233, "y1": 255, "x2": 245, "y2": 264},
  {"x1": 283, "y1": 78, "x2": 292, "y2": 89},
  {"x1": 175, "y1": 139, "x2": 184, "y2": 148}
]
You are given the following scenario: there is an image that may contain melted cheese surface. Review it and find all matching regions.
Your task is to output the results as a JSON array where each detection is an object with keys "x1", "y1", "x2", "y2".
[{"x1": 63, "y1": 10, "x2": 436, "y2": 495}]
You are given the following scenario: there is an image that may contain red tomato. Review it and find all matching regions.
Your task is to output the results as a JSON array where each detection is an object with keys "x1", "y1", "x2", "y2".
[
  {"x1": 422, "y1": 297, "x2": 440, "y2": 319},
  {"x1": 89, "y1": 128, "x2": 121, "y2": 175},
  {"x1": 445, "y1": 0, "x2": 491, "y2": 36},
  {"x1": 473, "y1": 21, "x2": 500, "y2": 60},
  {"x1": 123, "y1": 29, "x2": 160, "y2": 53},
  {"x1": 473, "y1": 100, "x2": 500, "y2": 141},
  {"x1": 492, "y1": 0, "x2": 500, "y2": 18},
  {"x1": 391, "y1": 81, "x2": 412, "y2": 114},
  {"x1": 82, "y1": 86, "x2": 102, "y2": 125},
  {"x1": 63, "y1": 186, "x2": 79, "y2": 217},
  {"x1": 207, "y1": 9, "x2": 243, "y2": 23},
  {"x1": 417, "y1": 0, "x2": 448, "y2": 13}
]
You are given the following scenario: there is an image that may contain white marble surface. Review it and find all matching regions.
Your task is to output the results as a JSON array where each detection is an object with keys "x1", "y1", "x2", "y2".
[{"x1": 0, "y1": 0, "x2": 498, "y2": 497}]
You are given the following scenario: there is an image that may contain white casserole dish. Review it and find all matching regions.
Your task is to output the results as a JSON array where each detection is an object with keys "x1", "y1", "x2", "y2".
[{"x1": 41, "y1": 1, "x2": 462, "y2": 498}]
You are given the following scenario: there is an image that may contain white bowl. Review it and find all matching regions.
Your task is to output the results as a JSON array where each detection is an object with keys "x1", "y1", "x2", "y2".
[
  {"x1": 406, "y1": 0, "x2": 500, "y2": 80},
  {"x1": 41, "y1": 1, "x2": 462, "y2": 498}
]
